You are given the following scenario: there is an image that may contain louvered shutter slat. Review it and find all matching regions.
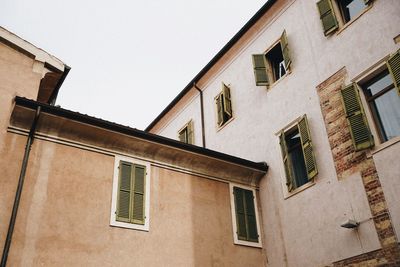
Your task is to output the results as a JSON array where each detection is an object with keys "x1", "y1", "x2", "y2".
[
  {"x1": 223, "y1": 84, "x2": 232, "y2": 116},
  {"x1": 387, "y1": 49, "x2": 400, "y2": 95},
  {"x1": 317, "y1": 0, "x2": 338, "y2": 36},
  {"x1": 252, "y1": 54, "x2": 269, "y2": 86},
  {"x1": 280, "y1": 30, "x2": 291, "y2": 71},
  {"x1": 132, "y1": 165, "x2": 146, "y2": 224},
  {"x1": 117, "y1": 162, "x2": 132, "y2": 222},
  {"x1": 279, "y1": 132, "x2": 293, "y2": 192},
  {"x1": 298, "y1": 116, "x2": 318, "y2": 180},
  {"x1": 244, "y1": 190, "x2": 258, "y2": 242},
  {"x1": 341, "y1": 84, "x2": 374, "y2": 150}
]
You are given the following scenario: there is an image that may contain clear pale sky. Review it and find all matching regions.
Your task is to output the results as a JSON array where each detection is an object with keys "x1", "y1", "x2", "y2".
[{"x1": 1, "y1": 0, "x2": 267, "y2": 130}]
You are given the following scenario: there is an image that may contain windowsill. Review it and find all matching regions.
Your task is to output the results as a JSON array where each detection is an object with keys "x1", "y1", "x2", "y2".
[
  {"x1": 110, "y1": 221, "x2": 149, "y2": 232},
  {"x1": 283, "y1": 180, "x2": 316, "y2": 200},
  {"x1": 336, "y1": 5, "x2": 373, "y2": 36},
  {"x1": 267, "y1": 70, "x2": 290, "y2": 91},
  {"x1": 216, "y1": 116, "x2": 234, "y2": 132},
  {"x1": 369, "y1": 135, "x2": 400, "y2": 156},
  {"x1": 234, "y1": 239, "x2": 262, "y2": 248}
]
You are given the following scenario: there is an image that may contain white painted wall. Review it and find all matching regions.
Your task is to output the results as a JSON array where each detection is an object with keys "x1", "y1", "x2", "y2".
[{"x1": 154, "y1": 0, "x2": 400, "y2": 266}]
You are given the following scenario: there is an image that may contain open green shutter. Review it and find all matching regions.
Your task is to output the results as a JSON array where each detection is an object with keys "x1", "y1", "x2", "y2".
[
  {"x1": 244, "y1": 189, "x2": 258, "y2": 242},
  {"x1": 297, "y1": 116, "x2": 318, "y2": 180},
  {"x1": 216, "y1": 95, "x2": 224, "y2": 126},
  {"x1": 387, "y1": 49, "x2": 400, "y2": 95},
  {"x1": 252, "y1": 54, "x2": 269, "y2": 86},
  {"x1": 132, "y1": 165, "x2": 146, "y2": 224},
  {"x1": 341, "y1": 84, "x2": 374, "y2": 151},
  {"x1": 178, "y1": 129, "x2": 187, "y2": 143},
  {"x1": 280, "y1": 30, "x2": 291, "y2": 71},
  {"x1": 117, "y1": 161, "x2": 132, "y2": 222},
  {"x1": 317, "y1": 0, "x2": 338, "y2": 36},
  {"x1": 279, "y1": 132, "x2": 294, "y2": 192},
  {"x1": 233, "y1": 187, "x2": 247, "y2": 240},
  {"x1": 222, "y1": 83, "x2": 232, "y2": 117},
  {"x1": 187, "y1": 121, "x2": 194, "y2": 145}
]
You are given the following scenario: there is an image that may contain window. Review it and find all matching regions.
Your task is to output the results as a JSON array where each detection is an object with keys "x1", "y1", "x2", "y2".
[
  {"x1": 178, "y1": 120, "x2": 194, "y2": 144},
  {"x1": 317, "y1": 0, "x2": 372, "y2": 36},
  {"x1": 252, "y1": 30, "x2": 291, "y2": 87},
  {"x1": 360, "y1": 50, "x2": 400, "y2": 143},
  {"x1": 341, "y1": 50, "x2": 400, "y2": 148},
  {"x1": 110, "y1": 156, "x2": 150, "y2": 231},
  {"x1": 279, "y1": 115, "x2": 318, "y2": 192},
  {"x1": 229, "y1": 184, "x2": 262, "y2": 248},
  {"x1": 215, "y1": 83, "x2": 233, "y2": 127}
]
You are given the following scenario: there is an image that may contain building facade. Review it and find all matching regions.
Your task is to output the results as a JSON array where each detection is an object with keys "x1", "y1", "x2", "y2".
[
  {"x1": 0, "y1": 27, "x2": 268, "y2": 266},
  {"x1": 146, "y1": 0, "x2": 400, "y2": 266}
]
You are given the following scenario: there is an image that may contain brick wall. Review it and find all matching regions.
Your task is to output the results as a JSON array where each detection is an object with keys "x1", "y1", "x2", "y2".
[{"x1": 316, "y1": 67, "x2": 400, "y2": 266}]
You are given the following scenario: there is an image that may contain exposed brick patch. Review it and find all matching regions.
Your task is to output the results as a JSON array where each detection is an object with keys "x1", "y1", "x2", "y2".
[{"x1": 316, "y1": 68, "x2": 400, "y2": 265}]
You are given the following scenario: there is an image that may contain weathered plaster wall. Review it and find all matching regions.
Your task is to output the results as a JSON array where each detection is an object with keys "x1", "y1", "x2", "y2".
[
  {"x1": 152, "y1": 0, "x2": 400, "y2": 266},
  {"x1": 0, "y1": 42, "x2": 44, "y2": 254},
  {"x1": 4, "y1": 137, "x2": 264, "y2": 266}
]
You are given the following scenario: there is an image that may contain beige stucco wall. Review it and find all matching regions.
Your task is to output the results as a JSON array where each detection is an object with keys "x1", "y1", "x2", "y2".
[
  {"x1": 153, "y1": 0, "x2": 400, "y2": 266},
  {"x1": 0, "y1": 41, "x2": 44, "y2": 254},
  {"x1": 2, "y1": 135, "x2": 265, "y2": 266}
]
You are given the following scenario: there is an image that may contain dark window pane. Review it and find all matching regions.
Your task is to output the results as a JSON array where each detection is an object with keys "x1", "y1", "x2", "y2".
[
  {"x1": 339, "y1": 0, "x2": 367, "y2": 22},
  {"x1": 285, "y1": 130, "x2": 308, "y2": 188},
  {"x1": 266, "y1": 42, "x2": 286, "y2": 81}
]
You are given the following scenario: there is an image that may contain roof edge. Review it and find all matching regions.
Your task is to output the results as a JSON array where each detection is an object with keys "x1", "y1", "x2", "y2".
[
  {"x1": 14, "y1": 96, "x2": 268, "y2": 173},
  {"x1": 145, "y1": 0, "x2": 277, "y2": 132}
]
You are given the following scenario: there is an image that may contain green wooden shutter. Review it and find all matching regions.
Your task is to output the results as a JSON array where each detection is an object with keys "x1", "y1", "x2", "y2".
[
  {"x1": 187, "y1": 121, "x2": 194, "y2": 145},
  {"x1": 297, "y1": 116, "x2": 318, "y2": 180},
  {"x1": 252, "y1": 54, "x2": 269, "y2": 86},
  {"x1": 117, "y1": 161, "x2": 132, "y2": 222},
  {"x1": 132, "y1": 165, "x2": 146, "y2": 224},
  {"x1": 279, "y1": 132, "x2": 294, "y2": 192},
  {"x1": 341, "y1": 84, "x2": 374, "y2": 151},
  {"x1": 233, "y1": 187, "x2": 247, "y2": 240},
  {"x1": 178, "y1": 129, "x2": 187, "y2": 143},
  {"x1": 317, "y1": 0, "x2": 338, "y2": 36},
  {"x1": 216, "y1": 95, "x2": 224, "y2": 126},
  {"x1": 387, "y1": 49, "x2": 400, "y2": 95},
  {"x1": 280, "y1": 30, "x2": 291, "y2": 71},
  {"x1": 222, "y1": 83, "x2": 232, "y2": 117},
  {"x1": 244, "y1": 189, "x2": 258, "y2": 242}
]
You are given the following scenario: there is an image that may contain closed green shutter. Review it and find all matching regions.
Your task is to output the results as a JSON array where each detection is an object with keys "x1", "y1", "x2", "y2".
[
  {"x1": 244, "y1": 189, "x2": 258, "y2": 242},
  {"x1": 280, "y1": 30, "x2": 291, "y2": 71},
  {"x1": 187, "y1": 121, "x2": 194, "y2": 144},
  {"x1": 117, "y1": 162, "x2": 132, "y2": 222},
  {"x1": 132, "y1": 165, "x2": 146, "y2": 224},
  {"x1": 252, "y1": 54, "x2": 269, "y2": 86},
  {"x1": 222, "y1": 83, "x2": 232, "y2": 117},
  {"x1": 341, "y1": 84, "x2": 374, "y2": 150},
  {"x1": 279, "y1": 132, "x2": 294, "y2": 192},
  {"x1": 216, "y1": 95, "x2": 224, "y2": 126},
  {"x1": 297, "y1": 116, "x2": 318, "y2": 180},
  {"x1": 317, "y1": 0, "x2": 338, "y2": 36},
  {"x1": 387, "y1": 49, "x2": 400, "y2": 95},
  {"x1": 233, "y1": 187, "x2": 247, "y2": 240}
]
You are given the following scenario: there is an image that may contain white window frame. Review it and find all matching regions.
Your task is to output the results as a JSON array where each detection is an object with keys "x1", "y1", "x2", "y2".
[
  {"x1": 229, "y1": 183, "x2": 262, "y2": 248},
  {"x1": 110, "y1": 155, "x2": 151, "y2": 231}
]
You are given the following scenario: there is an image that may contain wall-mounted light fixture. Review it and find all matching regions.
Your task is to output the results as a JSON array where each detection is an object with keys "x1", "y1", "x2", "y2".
[{"x1": 340, "y1": 219, "x2": 360, "y2": 229}]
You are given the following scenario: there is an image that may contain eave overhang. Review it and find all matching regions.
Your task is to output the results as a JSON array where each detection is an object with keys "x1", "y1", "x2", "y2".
[{"x1": 9, "y1": 97, "x2": 268, "y2": 187}]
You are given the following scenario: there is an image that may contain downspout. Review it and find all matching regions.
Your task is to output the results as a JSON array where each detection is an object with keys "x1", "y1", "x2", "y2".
[
  {"x1": 1, "y1": 106, "x2": 41, "y2": 267},
  {"x1": 193, "y1": 82, "x2": 206, "y2": 148}
]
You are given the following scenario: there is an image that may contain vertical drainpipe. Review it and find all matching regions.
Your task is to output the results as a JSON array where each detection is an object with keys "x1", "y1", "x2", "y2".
[
  {"x1": 193, "y1": 82, "x2": 206, "y2": 148},
  {"x1": 1, "y1": 106, "x2": 41, "y2": 267}
]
